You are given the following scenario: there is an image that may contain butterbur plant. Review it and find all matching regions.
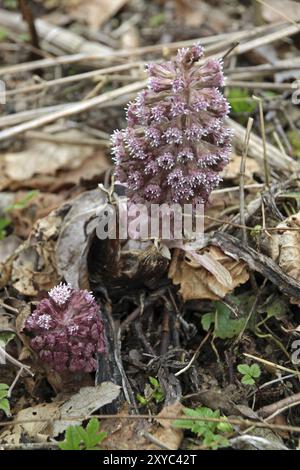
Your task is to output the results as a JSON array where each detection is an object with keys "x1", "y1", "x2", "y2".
[
  {"x1": 24, "y1": 283, "x2": 105, "y2": 373},
  {"x1": 112, "y1": 44, "x2": 232, "y2": 206}
]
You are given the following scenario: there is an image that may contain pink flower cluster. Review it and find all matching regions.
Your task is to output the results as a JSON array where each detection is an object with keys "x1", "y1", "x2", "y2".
[
  {"x1": 112, "y1": 45, "x2": 232, "y2": 205},
  {"x1": 24, "y1": 283, "x2": 105, "y2": 373}
]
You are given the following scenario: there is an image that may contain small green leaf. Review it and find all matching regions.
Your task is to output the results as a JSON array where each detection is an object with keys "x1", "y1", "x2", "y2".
[
  {"x1": 202, "y1": 302, "x2": 245, "y2": 339},
  {"x1": 174, "y1": 406, "x2": 231, "y2": 449},
  {"x1": 0, "y1": 398, "x2": 11, "y2": 416},
  {"x1": 0, "y1": 28, "x2": 8, "y2": 41},
  {"x1": 149, "y1": 376, "x2": 159, "y2": 388},
  {"x1": 249, "y1": 364, "x2": 261, "y2": 378},
  {"x1": 228, "y1": 88, "x2": 257, "y2": 115},
  {"x1": 0, "y1": 217, "x2": 11, "y2": 240},
  {"x1": 136, "y1": 393, "x2": 148, "y2": 406},
  {"x1": 5, "y1": 190, "x2": 39, "y2": 212},
  {"x1": 0, "y1": 333, "x2": 15, "y2": 349},
  {"x1": 58, "y1": 426, "x2": 82, "y2": 450},
  {"x1": 241, "y1": 375, "x2": 255, "y2": 385},
  {"x1": 148, "y1": 13, "x2": 165, "y2": 27},
  {"x1": 265, "y1": 298, "x2": 286, "y2": 320},
  {"x1": 86, "y1": 417, "x2": 99, "y2": 435},
  {"x1": 237, "y1": 364, "x2": 251, "y2": 375},
  {"x1": 201, "y1": 312, "x2": 214, "y2": 332},
  {"x1": 288, "y1": 130, "x2": 300, "y2": 158},
  {"x1": 217, "y1": 421, "x2": 233, "y2": 433},
  {"x1": 0, "y1": 384, "x2": 9, "y2": 391},
  {"x1": 0, "y1": 386, "x2": 11, "y2": 417},
  {"x1": 58, "y1": 419, "x2": 107, "y2": 451},
  {"x1": 250, "y1": 225, "x2": 262, "y2": 237}
]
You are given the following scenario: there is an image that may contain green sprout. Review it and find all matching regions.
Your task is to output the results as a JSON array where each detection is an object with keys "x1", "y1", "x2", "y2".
[
  {"x1": 0, "y1": 384, "x2": 11, "y2": 417},
  {"x1": 136, "y1": 376, "x2": 165, "y2": 406},
  {"x1": 58, "y1": 418, "x2": 107, "y2": 451},
  {"x1": 237, "y1": 363, "x2": 261, "y2": 385},
  {"x1": 174, "y1": 407, "x2": 233, "y2": 450}
]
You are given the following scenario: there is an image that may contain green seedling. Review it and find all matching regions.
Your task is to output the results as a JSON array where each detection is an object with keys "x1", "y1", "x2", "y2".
[
  {"x1": 58, "y1": 418, "x2": 107, "y2": 451},
  {"x1": 237, "y1": 363, "x2": 261, "y2": 385},
  {"x1": 174, "y1": 406, "x2": 232, "y2": 450}
]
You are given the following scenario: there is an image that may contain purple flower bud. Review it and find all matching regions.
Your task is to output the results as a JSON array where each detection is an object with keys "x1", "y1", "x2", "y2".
[
  {"x1": 128, "y1": 171, "x2": 144, "y2": 190},
  {"x1": 145, "y1": 161, "x2": 159, "y2": 175},
  {"x1": 24, "y1": 284, "x2": 105, "y2": 373},
  {"x1": 151, "y1": 103, "x2": 168, "y2": 123},
  {"x1": 144, "y1": 184, "x2": 162, "y2": 201},
  {"x1": 177, "y1": 148, "x2": 194, "y2": 162},
  {"x1": 157, "y1": 152, "x2": 175, "y2": 169},
  {"x1": 164, "y1": 127, "x2": 183, "y2": 144},
  {"x1": 112, "y1": 44, "x2": 232, "y2": 205},
  {"x1": 48, "y1": 282, "x2": 72, "y2": 306},
  {"x1": 145, "y1": 127, "x2": 161, "y2": 147}
]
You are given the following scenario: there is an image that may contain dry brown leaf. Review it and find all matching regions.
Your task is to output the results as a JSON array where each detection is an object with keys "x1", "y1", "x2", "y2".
[
  {"x1": 0, "y1": 152, "x2": 110, "y2": 192},
  {"x1": 0, "y1": 235, "x2": 22, "y2": 288},
  {"x1": 152, "y1": 402, "x2": 184, "y2": 450},
  {"x1": 0, "y1": 130, "x2": 98, "y2": 190},
  {"x1": 262, "y1": 0, "x2": 300, "y2": 23},
  {"x1": 49, "y1": 152, "x2": 111, "y2": 192},
  {"x1": 67, "y1": 0, "x2": 128, "y2": 30},
  {"x1": 13, "y1": 382, "x2": 120, "y2": 440},
  {"x1": 53, "y1": 382, "x2": 121, "y2": 436},
  {"x1": 169, "y1": 246, "x2": 249, "y2": 301},
  {"x1": 268, "y1": 212, "x2": 300, "y2": 304},
  {"x1": 222, "y1": 153, "x2": 260, "y2": 183},
  {"x1": 175, "y1": 0, "x2": 229, "y2": 29},
  {"x1": 100, "y1": 402, "x2": 183, "y2": 450},
  {"x1": 14, "y1": 402, "x2": 61, "y2": 438},
  {"x1": 205, "y1": 191, "x2": 240, "y2": 230},
  {"x1": 9, "y1": 192, "x2": 65, "y2": 239},
  {"x1": 11, "y1": 215, "x2": 62, "y2": 296},
  {"x1": 174, "y1": 0, "x2": 204, "y2": 26},
  {"x1": 0, "y1": 428, "x2": 22, "y2": 446}
]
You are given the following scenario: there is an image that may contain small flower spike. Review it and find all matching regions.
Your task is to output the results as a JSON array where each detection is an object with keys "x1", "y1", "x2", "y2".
[
  {"x1": 25, "y1": 284, "x2": 105, "y2": 373},
  {"x1": 112, "y1": 44, "x2": 232, "y2": 205}
]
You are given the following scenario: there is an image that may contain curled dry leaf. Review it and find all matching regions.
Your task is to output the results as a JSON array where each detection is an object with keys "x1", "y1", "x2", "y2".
[
  {"x1": 10, "y1": 189, "x2": 103, "y2": 296},
  {"x1": 268, "y1": 212, "x2": 300, "y2": 304},
  {"x1": 11, "y1": 215, "x2": 62, "y2": 296},
  {"x1": 12, "y1": 382, "x2": 120, "y2": 440},
  {"x1": 169, "y1": 246, "x2": 249, "y2": 301},
  {"x1": 53, "y1": 381, "x2": 121, "y2": 436},
  {"x1": 13, "y1": 401, "x2": 62, "y2": 439}
]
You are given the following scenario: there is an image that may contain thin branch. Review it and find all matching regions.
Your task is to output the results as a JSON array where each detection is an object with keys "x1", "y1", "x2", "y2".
[
  {"x1": 0, "y1": 80, "x2": 146, "y2": 141},
  {"x1": 240, "y1": 117, "x2": 254, "y2": 244}
]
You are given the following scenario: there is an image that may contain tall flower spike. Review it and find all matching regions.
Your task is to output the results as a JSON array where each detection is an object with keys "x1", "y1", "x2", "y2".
[
  {"x1": 112, "y1": 45, "x2": 232, "y2": 205},
  {"x1": 24, "y1": 284, "x2": 105, "y2": 373}
]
